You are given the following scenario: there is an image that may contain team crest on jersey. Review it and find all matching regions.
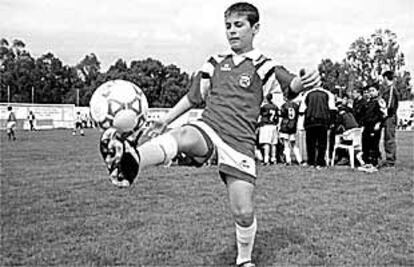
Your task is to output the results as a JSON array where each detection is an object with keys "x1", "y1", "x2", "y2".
[
  {"x1": 220, "y1": 63, "x2": 231, "y2": 71},
  {"x1": 239, "y1": 74, "x2": 251, "y2": 88}
]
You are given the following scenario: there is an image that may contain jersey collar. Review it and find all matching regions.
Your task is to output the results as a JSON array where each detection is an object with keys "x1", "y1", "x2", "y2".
[{"x1": 220, "y1": 49, "x2": 263, "y2": 66}]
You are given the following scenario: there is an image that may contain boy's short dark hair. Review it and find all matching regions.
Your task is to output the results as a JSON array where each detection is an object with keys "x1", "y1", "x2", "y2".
[
  {"x1": 7, "y1": 106, "x2": 12, "y2": 111},
  {"x1": 225, "y1": 2, "x2": 259, "y2": 26},
  {"x1": 382, "y1": 70, "x2": 394, "y2": 81}
]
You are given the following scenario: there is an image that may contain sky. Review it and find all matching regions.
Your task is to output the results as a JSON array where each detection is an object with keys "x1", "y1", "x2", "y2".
[{"x1": 1, "y1": 0, "x2": 413, "y2": 74}]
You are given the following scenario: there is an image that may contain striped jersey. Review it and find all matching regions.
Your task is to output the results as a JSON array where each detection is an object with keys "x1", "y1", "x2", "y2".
[{"x1": 187, "y1": 49, "x2": 295, "y2": 157}]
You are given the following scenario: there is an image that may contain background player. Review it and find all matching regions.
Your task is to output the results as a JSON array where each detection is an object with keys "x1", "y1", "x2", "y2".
[
  {"x1": 258, "y1": 93, "x2": 279, "y2": 165},
  {"x1": 27, "y1": 110, "x2": 36, "y2": 131},
  {"x1": 99, "y1": 2, "x2": 321, "y2": 266},
  {"x1": 279, "y1": 96, "x2": 302, "y2": 165},
  {"x1": 6, "y1": 106, "x2": 17, "y2": 141},
  {"x1": 73, "y1": 111, "x2": 85, "y2": 136}
]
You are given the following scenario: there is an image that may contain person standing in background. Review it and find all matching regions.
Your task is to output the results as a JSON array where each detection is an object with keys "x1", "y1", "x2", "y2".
[
  {"x1": 299, "y1": 86, "x2": 337, "y2": 169},
  {"x1": 6, "y1": 106, "x2": 17, "y2": 141},
  {"x1": 27, "y1": 110, "x2": 36, "y2": 131},
  {"x1": 380, "y1": 71, "x2": 399, "y2": 168},
  {"x1": 351, "y1": 88, "x2": 366, "y2": 126}
]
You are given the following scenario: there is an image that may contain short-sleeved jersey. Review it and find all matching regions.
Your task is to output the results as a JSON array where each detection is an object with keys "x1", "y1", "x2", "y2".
[
  {"x1": 259, "y1": 103, "x2": 279, "y2": 126},
  {"x1": 280, "y1": 101, "x2": 300, "y2": 134},
  {"x1": 187, "y1": 49, "x2": 295, "y2": 157},
  {"x1": 7, "y1": 111, "x2": 16, "y2": 122},
  {"x1": 75, "y1": 114, "x2": 82, "y2": 123}
]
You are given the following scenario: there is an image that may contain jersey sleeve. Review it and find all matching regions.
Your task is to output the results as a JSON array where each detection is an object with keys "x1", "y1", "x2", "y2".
[
  {"x1": 274, "y1": 66, "x2": 297, "y2": 99},
  {"x1": 187, "y1": 57, "x2": 215, "y2": 106},
  {"x1": 257, "y1": 60, "x2": 296, "y2": 100}
]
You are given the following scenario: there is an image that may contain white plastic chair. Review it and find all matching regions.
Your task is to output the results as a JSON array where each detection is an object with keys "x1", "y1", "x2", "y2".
[{"x1": 331, "y1": 128, "x2": 363, "y2": 168}]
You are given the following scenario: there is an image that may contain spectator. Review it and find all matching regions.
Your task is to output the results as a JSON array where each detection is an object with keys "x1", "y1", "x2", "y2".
[
  {"x1": 359, "y1": 83, "x2": 387, "y2": 171},
  {"x1": 379, "y1": 71, "x2": 399, "y2": 168},
  {"x1": 333, "y1": 100, "x2": 360, "y2": 165},
  {"x1": 299, "y1": 85, "x2": 337, "y2": 169},
  {"x1": 257, "y1": 93, "x2": 279, "y2": 165},
  {"x1": 279, "y1": 97, "x2": 302, "y2": 165},
  {"x1": 351, "y1": 88, "x2": 366, "y2": 126}
]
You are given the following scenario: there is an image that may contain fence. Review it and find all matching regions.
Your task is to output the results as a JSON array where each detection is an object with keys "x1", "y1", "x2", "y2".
[{"x1": 0, "y1": 103, "x2": 76, "y2": 130}]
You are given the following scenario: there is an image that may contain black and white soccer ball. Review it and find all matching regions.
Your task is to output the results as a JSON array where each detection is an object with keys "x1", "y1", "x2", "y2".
[{"x1": 89, "y1": 80, "x2": 148, "y2": 134}]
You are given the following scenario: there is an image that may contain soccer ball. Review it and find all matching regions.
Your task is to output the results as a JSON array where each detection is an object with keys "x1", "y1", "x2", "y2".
[{"x1": 89, "y1": 80, "x2": 148, "y2": 134}]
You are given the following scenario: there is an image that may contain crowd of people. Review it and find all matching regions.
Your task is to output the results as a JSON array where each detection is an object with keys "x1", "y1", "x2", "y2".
[{"x1": 256, "y1": 70, "x2": 399, "y2": 172}]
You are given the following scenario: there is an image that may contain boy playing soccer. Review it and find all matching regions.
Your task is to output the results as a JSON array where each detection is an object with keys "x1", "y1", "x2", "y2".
[{"x1": 100, "y1": 2, "x2": 320, "y2": 266}]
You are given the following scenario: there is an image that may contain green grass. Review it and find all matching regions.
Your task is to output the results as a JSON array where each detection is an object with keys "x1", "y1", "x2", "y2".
[{"x1": 1, "y1": 129, "x2": 413, "y2": 266}]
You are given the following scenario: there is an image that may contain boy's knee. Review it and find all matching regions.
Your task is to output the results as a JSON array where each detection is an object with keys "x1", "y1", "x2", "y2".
[
  {"x1": 171, "y1": 126, "x2": 205, "y2": 152},
  {"x1": 232, "y1": 206, "x2": 254, "y2": 227}
]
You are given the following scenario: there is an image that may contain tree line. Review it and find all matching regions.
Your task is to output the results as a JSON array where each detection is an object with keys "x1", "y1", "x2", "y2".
[
  {"x1": 0, "y1": 28, "x2": 411, "y2": 108},
  {"x1": 318, "y1": 29, "x2": 412, "y2": 99},
  {"x1": 0, "y1": 39, "x2": 190, "y2": 107}
]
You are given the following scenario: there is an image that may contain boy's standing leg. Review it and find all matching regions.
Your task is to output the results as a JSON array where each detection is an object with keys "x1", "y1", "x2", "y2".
[{"x1": 225, "y1": 176, "x2": 256, "y2": 266}]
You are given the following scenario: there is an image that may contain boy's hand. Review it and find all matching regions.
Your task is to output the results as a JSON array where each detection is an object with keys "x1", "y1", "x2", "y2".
[
  {"x1": 300, "y1": 69, "x2": 321, "y2": 90},
  {"x1": 100, "y1": 128, "x2": 140, "y2": 188},
  {"x1": 374, "y1": 122, "x2": 381, "y2": 131}
]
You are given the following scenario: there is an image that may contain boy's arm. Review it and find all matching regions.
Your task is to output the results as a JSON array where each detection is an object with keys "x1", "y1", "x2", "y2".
[
  {"x1": 147, "y1": 71, "x2": 208, "y2": 136},
  {"x1": 290, "y1": 69, "x2": 321, "y2": 95},
  {"x1": 273, "y1": 66, "x2": 321, "y2": 100},
  {"x1": 159, "y1": 95, "x2": 194, "y2": 126}
]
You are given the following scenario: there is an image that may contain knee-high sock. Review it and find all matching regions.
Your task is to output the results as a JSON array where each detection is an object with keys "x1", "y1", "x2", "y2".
[
  {"x1": 293, "y1": 144, "x2": 302, "y2": 163},
  {"x1": 262, "y1": 145, "x2": 270, "y2": 163},
  {"x1": 236, "y1": 217, "x2": 257, "y2": 265},
  {"x1": 284, "y1": 141, "x2": 291, "y2": 164}
]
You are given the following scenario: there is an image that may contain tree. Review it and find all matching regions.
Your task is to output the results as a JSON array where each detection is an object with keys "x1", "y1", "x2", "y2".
[
  {"x1": 345, "y1": 29, "x2": 411, "y2": 99},
  {"x1": 76, "y1": 53, "x2": 101, "y2": 86}
]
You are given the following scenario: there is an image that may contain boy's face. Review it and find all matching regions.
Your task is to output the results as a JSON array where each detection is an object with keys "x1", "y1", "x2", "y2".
[
  {"x1": 225, "y1": 13, "x2": 259, "y2": 54},
  {"x1": 383, "y1": 77, "x2": 393, "y2": 87},
  {"x1": 352, "y1": 90, "x2": 360, "y2": 99},
  {"x1": 368, "y1": 87, "x2": 379, "y2": 98}
]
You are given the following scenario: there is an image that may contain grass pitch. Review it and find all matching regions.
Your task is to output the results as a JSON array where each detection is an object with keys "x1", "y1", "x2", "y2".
[{"x1": 1, "y1": 129, "x2": 413, "y2": 266}]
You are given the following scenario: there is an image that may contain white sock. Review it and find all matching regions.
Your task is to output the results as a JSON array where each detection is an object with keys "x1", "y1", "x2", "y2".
[
  {"x1": 293, "y1": 145, "x2": 302, "y2": 163},
  {"x1": 236, "y1": 217, "x2": 257, "y2": 265},
  {"x1": 284, "y1": 142, "x2": 291, "y2": 164}
]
